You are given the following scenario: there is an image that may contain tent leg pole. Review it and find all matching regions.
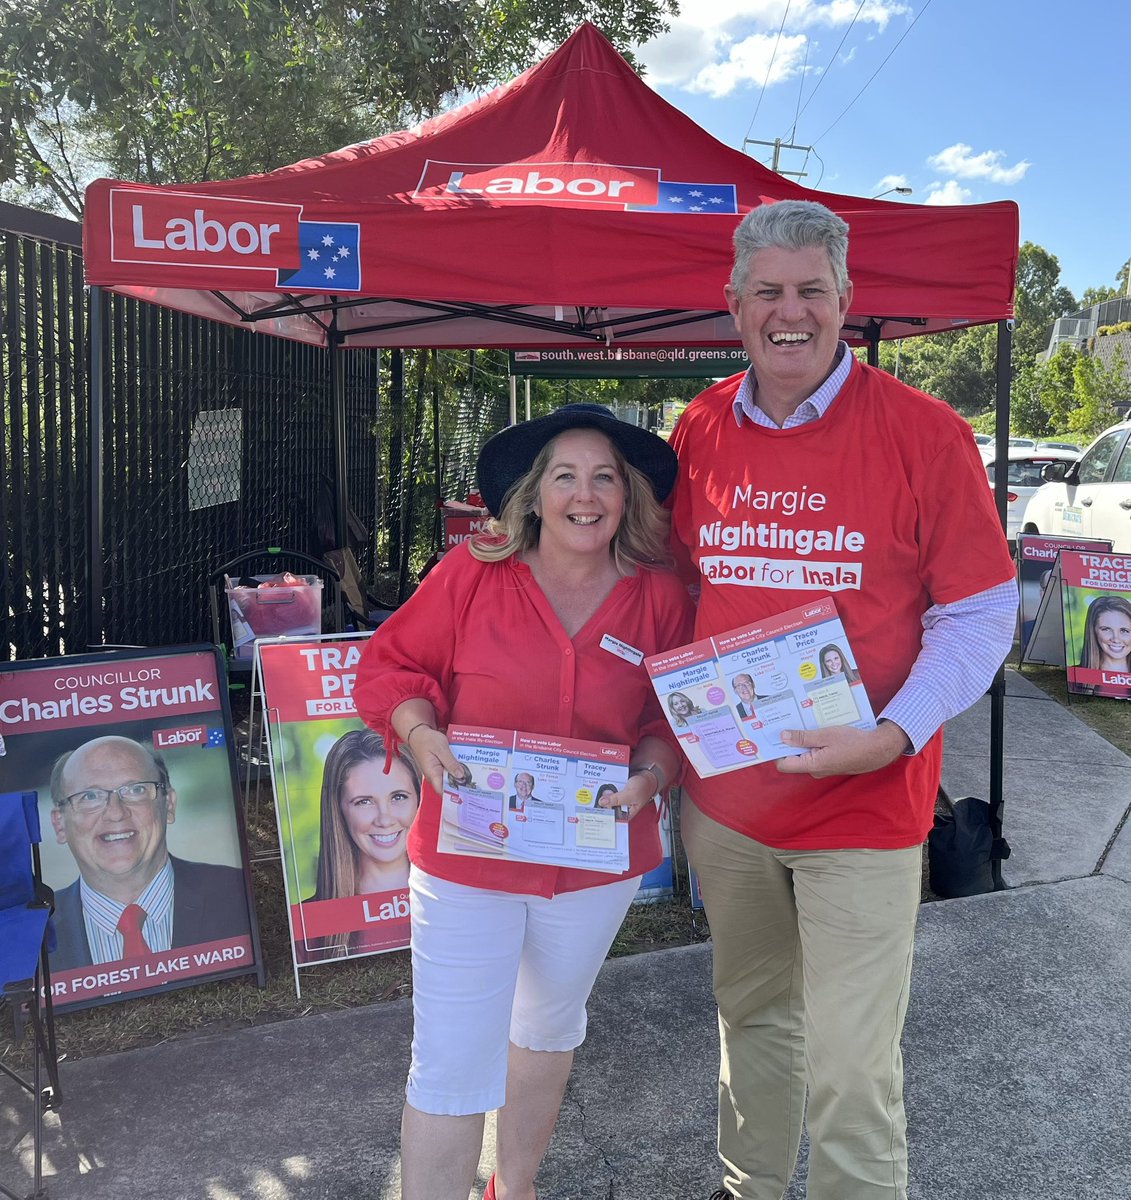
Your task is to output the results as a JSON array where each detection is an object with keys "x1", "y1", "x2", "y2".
[
  {"x1": 329, "y1": 330, "x2": 348, "y2": 551},
  {"x1": 87, "y1": 286, "x2": 106, "y2": 646},
  {"x1": 509, "y1": 374, "x2": 517, "y2": 425},
  {"x1": 989, "y1": 317, "x2": 1013, "y2": 887}
]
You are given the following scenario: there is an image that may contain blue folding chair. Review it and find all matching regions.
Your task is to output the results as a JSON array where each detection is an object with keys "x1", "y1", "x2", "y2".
[{"x1": 0, "y1": 791, "x2": 62, "y2": 1200}]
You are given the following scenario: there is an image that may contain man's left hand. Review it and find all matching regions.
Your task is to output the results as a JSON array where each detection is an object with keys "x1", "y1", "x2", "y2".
[{"x1": 775, "y1": 721, "x2": 911, "y2": 779}]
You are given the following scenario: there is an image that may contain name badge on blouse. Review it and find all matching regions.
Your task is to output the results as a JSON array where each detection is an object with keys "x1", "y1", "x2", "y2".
[{"x1": 600, "y1": 633, "x2": 644, "y2": 665}]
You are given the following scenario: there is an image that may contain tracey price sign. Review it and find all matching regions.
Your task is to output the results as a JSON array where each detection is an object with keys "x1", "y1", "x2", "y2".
[
  {"x1": 0, "y1": 645, "x2": 263, "y2": 1013},
  {"x1": 257, "y1": 636, "x2": 414, "y2": 973}
]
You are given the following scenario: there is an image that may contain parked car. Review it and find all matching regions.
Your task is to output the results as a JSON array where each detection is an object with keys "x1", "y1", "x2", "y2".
[
  {"x1": 1036, "y1": 440, "x2": 1082, "y2": 454},
  {"x1": 1020, "y1": 421, "x2": 1131, "y2": 552},
  {"x1": 1007, "y1": 436, "x2": 1037, "y2": 449},
  {"x1": 986, "y1": 448, "x2": 1081, "y2": 542}
]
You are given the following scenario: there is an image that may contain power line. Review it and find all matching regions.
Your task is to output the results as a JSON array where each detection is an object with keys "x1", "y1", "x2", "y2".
[
  {"x1": 811, "y1": 0, "x2": 935, "y2": 148},
  {"x1": 743, "y1": 0, "x2": 793, "y2": 146},
  {"x1": 791, "y1": 0, "x2": 867, "y2": 130},
  {"x1": 787, "y1": 36, "x2": 810, "y2": 144}
]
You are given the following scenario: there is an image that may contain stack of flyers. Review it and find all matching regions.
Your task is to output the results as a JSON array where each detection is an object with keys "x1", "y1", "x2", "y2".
[
  {"x1": 645, "y1": 596, "x2": 876, "y2": 778},
  {"x1": 438, "y1": 725, "x2": 631, "y2": 873}
]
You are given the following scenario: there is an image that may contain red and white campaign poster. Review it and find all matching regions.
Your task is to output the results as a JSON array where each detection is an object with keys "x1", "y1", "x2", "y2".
[
  {"x1": 1016, "y1": 533, "x2": 1113, "y2": 658},
  {"x1": 1060, "y1": 552, "x2": 1131, "y2": 700},
  {"x1": 257, "y1": 635, "x2": 412, "y2": 981},
  {"x1": 0, "y1": 646, "x2": 262, "y2": 1012}
]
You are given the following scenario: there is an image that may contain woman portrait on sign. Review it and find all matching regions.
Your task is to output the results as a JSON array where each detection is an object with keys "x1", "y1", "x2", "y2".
[
  {"x1": 302, "y1": 729, "x2": 420, "y2": 959},
  {"x1": 818, "y1": 643, "x2": 860, "y2": 683},
  {"x1": 667, "y1": 690, "x2": 702, "y2": 727},
  {"x1": 354, "y1": 403, "x2": 693, "y2": 1200},
  {"x1": 1078, "y1": 595, "x2": 1131, "y2": 675}
]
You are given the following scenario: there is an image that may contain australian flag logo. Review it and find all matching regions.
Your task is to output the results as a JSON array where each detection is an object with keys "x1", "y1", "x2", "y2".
[
  {"x1": 277, "y1": 220, "x2": 361, "y2": 290},
  {"x1": 628, "y1": 181, "x2": 738, "y2": 214}
]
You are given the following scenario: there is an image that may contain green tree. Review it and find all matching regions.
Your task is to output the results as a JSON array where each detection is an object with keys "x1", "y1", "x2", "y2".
[
  {"x1": 877, "y1": 325, "x2": 996, "y2": 417},
  {"x1": 1012, "y1": 241, "x2": 1077, "y2": 365},
  {"x1": 1009, "y1": 345, "x2": 1078, "y2": 437},
  {"x1": 1080, "y1": 257, "x2": 1130, "y2": 309},
  {"x1": 0, "y1": 0, "x2": 676, "y2": 216},
  {"x1": 1068, "y1": 348, "x2": 1126, "y2": 439}
]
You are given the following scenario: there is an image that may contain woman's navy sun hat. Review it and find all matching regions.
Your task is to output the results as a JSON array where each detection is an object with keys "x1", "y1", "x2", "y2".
[{"x1": 475, "y1": 403, "x2": 679, "y2": 518}]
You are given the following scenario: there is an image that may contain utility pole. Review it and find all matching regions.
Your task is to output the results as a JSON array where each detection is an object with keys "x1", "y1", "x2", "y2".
[{"x1": 743, "y1": 137, "x2": 810, "y2": 179}]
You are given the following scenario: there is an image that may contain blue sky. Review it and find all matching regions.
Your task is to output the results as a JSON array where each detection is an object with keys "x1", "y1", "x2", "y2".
[{"x1": 636, "y1": 0, "x2": 1126, "y2": 302}]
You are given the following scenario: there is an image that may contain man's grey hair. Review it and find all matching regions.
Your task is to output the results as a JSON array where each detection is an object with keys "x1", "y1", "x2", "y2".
[{"x1": 730, "y1": 200, "x2": 850, "y2": 296}]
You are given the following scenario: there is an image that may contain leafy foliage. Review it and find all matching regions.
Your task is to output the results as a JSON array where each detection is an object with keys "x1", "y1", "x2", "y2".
[
  {"x1": 1008, "y1": 344, "x2": 1126, "y2": 441},
  {"x1": 1012, "y1": 241, "x2": 1078, "y2": 364},
  {"x1": 876, "y1": 325, "x2": 997, "y2": 418},
  {"x1": 0, "y1": 0, "x2": 676, "y2": 216}
]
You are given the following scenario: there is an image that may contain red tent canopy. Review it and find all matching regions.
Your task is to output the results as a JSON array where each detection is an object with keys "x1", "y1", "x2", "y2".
[{"x1": 83, "y1": 23, "x2": 1018, "y2": 349}]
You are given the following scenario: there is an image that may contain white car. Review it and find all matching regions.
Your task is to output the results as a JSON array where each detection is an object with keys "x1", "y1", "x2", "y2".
[
  {"x1": 1020, "y1": 421, "x2": 1131, "y2": 552},
  {"x1": 986, "y1": 448, "x2": 1081, "y2": 542}
]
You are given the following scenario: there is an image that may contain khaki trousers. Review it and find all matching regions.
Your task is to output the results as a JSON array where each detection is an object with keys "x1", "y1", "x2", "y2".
[{"x1": 682, "y1": 796, "x2": 922, "y2": 1200}]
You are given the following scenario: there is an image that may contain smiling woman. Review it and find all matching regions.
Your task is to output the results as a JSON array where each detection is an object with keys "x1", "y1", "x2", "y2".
[
  {"x1": 351, "y1": 401, "x2": 693, "y2": 1200},
  {"x1": 303, "y1": 729, "x2": 421, "y2": 958}
]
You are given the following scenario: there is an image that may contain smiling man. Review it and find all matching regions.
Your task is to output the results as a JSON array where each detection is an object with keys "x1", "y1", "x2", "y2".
[
  {"x1": 670, "y1": 200, "x2": 1018, "y2": 1200},
  {"x1": 49, "y1": 734, "x2": 250, "y2": 970},
  {"x1": 508, "y1": 770, "x2": 542, "y2": 811}
]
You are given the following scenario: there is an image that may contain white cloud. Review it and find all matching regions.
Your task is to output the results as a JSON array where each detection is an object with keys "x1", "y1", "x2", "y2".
[
  {"x1": 639, "y1": 1, "x2": 910, "y2": 92},
  {"x1": 687, "y1": 33, "x2": 810, "y2": 98},
  {"x1": 873, "y1": 173, "x2": 911, "y2": 194},
  {"x1": 820, "y1": 1, "x2": 910, "y2": 33},
  {"x1": 923, "y1": 180, "x2": 973, "y2": 206},
  {"x1": 926, "y1": 143, "x2": 1031, "y2": 185}
]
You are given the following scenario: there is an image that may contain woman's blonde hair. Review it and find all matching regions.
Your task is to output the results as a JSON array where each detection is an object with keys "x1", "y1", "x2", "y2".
[{"x1": 469, "y1": 433, "x2": 670, "y2": 573}]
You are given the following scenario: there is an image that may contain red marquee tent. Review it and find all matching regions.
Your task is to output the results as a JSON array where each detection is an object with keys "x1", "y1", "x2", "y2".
[{"x1": 83, "y1": 23, "x2": 1018, "y2": 351}]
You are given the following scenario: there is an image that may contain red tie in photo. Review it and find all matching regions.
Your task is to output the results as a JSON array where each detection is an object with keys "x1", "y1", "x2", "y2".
[{"x1": 117, "y1": 903, "x2": 149, "y2": 958}]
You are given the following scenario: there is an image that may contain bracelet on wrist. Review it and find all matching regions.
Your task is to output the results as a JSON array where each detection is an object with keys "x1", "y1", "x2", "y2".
[
  {"x1": 629, "y1": 761, "x2": 666, "y2": 795},
  {"x1": 404, "y1": 720, "x2": 436, "y2": 745}
]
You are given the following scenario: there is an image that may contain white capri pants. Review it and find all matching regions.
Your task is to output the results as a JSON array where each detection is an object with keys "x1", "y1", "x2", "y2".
[{"x1": 406, "y1": 865, "x2": 641, "y2": 1116}]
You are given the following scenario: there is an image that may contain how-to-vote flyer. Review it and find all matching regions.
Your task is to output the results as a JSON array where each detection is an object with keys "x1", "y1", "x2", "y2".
[
  {"x1": 645, "y1": 596, "x2": 876, "y2": 778},
  {"x1": 438, "y1": 726, "x2": 631, "y2": 873}
]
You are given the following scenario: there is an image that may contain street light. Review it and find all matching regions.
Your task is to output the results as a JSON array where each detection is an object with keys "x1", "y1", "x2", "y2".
[{"x1": 872, "y1": 186, "x2": 913, "y2": 199}]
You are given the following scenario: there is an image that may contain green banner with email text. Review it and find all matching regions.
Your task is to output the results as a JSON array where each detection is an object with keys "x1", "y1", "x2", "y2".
[{"x1": 509, "y1": 347, "x2": 748, "y2": 378}]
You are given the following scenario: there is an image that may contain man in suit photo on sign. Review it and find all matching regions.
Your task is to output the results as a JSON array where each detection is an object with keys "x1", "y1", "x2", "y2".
[
  {"x1": 507, "y1": 770, "x2": 541, "y2": 812},
  {"x1": 49, "y1": 734, "x2": 251, "y2": 970}
]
